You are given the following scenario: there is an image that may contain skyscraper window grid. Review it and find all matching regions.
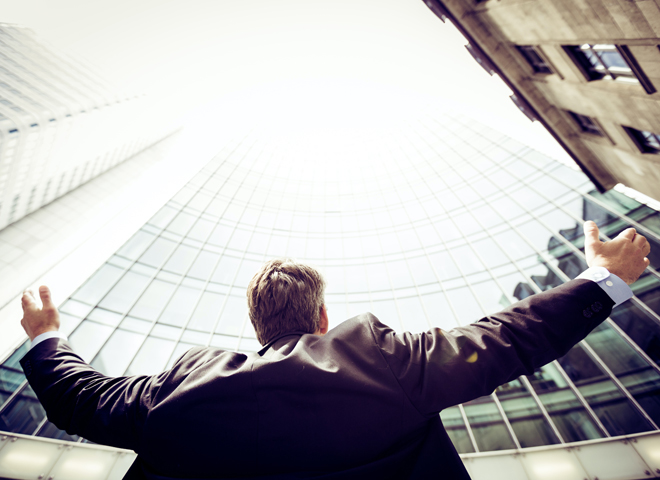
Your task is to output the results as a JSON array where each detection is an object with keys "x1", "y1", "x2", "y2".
[{"x1": 2, "y1": 110, "x2": 660, "y2": 458}]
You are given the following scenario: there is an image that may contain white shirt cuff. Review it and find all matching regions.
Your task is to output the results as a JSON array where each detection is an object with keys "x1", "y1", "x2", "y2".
[
  {"x1": 30, "y1": 331, "x2": 68, "y2": 350},
  {"x1": 576, "y1": 266, "x2": 633, "y2": 308}
]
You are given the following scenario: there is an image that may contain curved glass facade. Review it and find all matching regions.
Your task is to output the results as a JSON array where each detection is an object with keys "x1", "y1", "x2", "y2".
[{"x1": 2, "y1": 109, "x2": 660, "y2": 456}]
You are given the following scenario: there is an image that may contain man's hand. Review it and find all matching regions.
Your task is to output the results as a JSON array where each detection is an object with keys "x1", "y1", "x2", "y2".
[
  {"x1": 21, "y1": 286, "x2": 60, "y2": 341},
  {"x1": 584, "y1": 220, "x2": 650, "y2": 285}
]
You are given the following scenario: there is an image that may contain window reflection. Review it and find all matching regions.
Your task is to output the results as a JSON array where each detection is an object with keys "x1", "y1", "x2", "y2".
[
  {"x1": 148, "y1": 205, "x2": 178, "y2": 229},
  {"x1": 215, "y1": 295, "x2": 247, "y2": 336},
  {"x1": 188, "y1": 251, "x2": 220, "y2": 280},
  {"x1": 495, "y1": 380, "x2": 559, "y2": 447},
  {"x1": 440, "y1": 407, "x2": 475, "y2": 453},
  {"x1": 210, "y1": 256, "x2": 241, "y2": 285},
  {"x1": 396, "y1": 296, "x2": 428, "y2": 333},
  {"x1": 98, "y1": 271, "x2": 151, "y2": 313},
  {"x1": 585, "y1": 323, "x2": 660, "y2": 426},
  {"x1": 493, "y1": 230, "x2": 534, "y2": 260},
  {"x1": 527, "y1": 363, "x2": 604, "y2": 442},
  {"x1": 611, "y1": 292, "x2": 660, "y2": 367},
  {"x1": 163, "y1": 244, "x2": 199, "y2": 275},
  {"x1": 451, "y1": 245, "x2": 484, "y2": 276},
  {"x1": 126, "y1": 337, "x2": 176, "y2": 376},
  {"x1": 344, "y1": 265, "x2": 369, "y2": 292},
  {"x1": 187, "y1": 218, "x2": 216, "y2": 242},
  {"x1": 188, "y1": 292, "x2": 225, "y2": 332},
  {"x1": 0, "y1": 384, "x2": 46, "y2": 434},
  {"x1": 159, "y1": 285, "x2": 200, "y2": 327},
  {"x1": 0, "y1": 342, "x2": 29, "y2": 406},
  {"x1": 463, "y1": 395, "x2": 517, "y2": 451},
  {"x1": 447, "y1": 286, "x2": 484, "y2": 325},
  {"x1": 428, "y1": 251, "x2": 461, "y2": 281},
  {"x1": 558, "y1": 345, "x2": 653, "y2": 435},
  {"x1": 68, "y1": 321, "x2": 115, "y2": 363},
  {"x1": 470, "y1": 280, "x2": 509, "y2": 315},
  {"x1": 72, "y1": 263, "x2": 125, "y2": 306},
  {"x1": 116, "y1": 230, "x2": 156, "y2": 260},
  {"x1": 388, "y1": 259, "x2": 414, "y2": 289},
  {"x1": 91, "y1": 329, "x2": 145, "y2": 376},
  {"x1": 139, "y1": 237, "x2": 178, "y2": 268},
  {"x1": 365, "y1": 263, "x2": 389, "y2": 292},
  {"x1": 167, "y1": 211, "x2": 197, "y2": 236},
  {"x1": 130, "y1": 279, "x2": 177, "y2": 321}
]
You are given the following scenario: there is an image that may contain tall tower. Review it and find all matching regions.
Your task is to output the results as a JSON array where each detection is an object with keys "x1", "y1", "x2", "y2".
[
  {"x1": 1, "y1": 108, "x2": 659, "y2": 479},
  {"x1": 0, "y1": 23, "x2": 177, "y2": 230}
]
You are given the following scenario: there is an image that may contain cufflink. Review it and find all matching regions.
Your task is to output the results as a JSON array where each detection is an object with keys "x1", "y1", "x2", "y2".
[{"x1": 589, "y1": 266, "x2": 609, "y2": 282}]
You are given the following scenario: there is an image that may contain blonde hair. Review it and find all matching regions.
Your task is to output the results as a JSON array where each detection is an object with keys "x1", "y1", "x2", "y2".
[{"x1": 247, "y1": 258, "x2": 326, "y2": 345}]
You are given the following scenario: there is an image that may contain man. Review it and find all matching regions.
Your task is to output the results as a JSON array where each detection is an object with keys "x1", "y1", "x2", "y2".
[{"x1": 19, "y1": 221, "x2": 650, "y2": 479}]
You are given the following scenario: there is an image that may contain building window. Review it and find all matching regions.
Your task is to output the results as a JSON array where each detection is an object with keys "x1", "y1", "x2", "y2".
[
  {"x1": 516, "y1": 46, "x2": 552, "y2": 74},
  {"x1": 624, "y1": 126, "x2": 660, "y2": 154},
  {"x1": 568, "y1": 111, "x2": 603, "y2": 136},
  {"x1": 565, "y1": 44, "x2": 635, "y2": 81},
  {"x1": 564, "y1": 44, "x2": 656, "y2": 94}
]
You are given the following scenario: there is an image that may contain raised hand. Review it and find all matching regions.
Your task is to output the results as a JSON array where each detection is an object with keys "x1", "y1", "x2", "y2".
[
  {"x1": 20, "y1": 286, "x2": 60, "y2": 341},
  {"x1": 583, "y1": 220, "x2": 650, "y2": 285}
]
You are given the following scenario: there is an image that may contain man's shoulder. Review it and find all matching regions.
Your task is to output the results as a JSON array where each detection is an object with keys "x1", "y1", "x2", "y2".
[{"x1": 323, "y1": 312, "x2": 394, "y2": 345}]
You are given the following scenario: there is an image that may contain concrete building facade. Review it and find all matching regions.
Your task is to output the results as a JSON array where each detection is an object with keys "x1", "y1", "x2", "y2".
[{"x1": 423, "y1": 0, "x2": 660, "y2": 201}]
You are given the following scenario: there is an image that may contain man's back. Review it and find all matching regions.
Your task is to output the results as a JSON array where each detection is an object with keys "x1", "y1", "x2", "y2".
[{"x1": 135, "y1": 314, "x2": 464, "y2": 478}]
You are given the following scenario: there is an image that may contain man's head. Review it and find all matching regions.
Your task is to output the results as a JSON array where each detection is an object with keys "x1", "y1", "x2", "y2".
[{"x1": 247, "y1": 258, "x2": 327, "y2": 345}]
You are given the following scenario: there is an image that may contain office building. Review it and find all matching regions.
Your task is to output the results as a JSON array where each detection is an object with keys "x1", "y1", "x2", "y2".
[
  {"x1": 423, "y1": 0, "x2": 660, "y2": 202},
  {"x1": 1, "y1": 108, "x2": 660, "y2": 479},
  {"x1": 0, "y1": 23, "x2": 178, "y2": 230}
]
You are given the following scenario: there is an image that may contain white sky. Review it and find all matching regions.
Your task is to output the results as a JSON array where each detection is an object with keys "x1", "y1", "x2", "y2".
[{"x1": 0, "y1": 0, "x2": 571, "y2": 161}]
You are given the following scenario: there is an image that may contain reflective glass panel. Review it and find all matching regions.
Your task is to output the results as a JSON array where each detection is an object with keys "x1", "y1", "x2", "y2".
[
  {"x1": 585, "y1": 323, "x2": 660, "y2": 426},
  {"x1": 440, "y1": 407, "x2": 475, "y2": 453},
  {"x1": 463, "y1": 396, "x2": 517, "y2": 451},
  {"x1": 558, "y1": 345, "x2": 653, "y2": 435},
  {"x1": 527, "y1": 363, "x2": 604, "y2": 442},
  {"x1": 496, "y1": 380, "x2": 559, "y2": 447},
  {"x1": 0, "y1": 384, "x2": 46, "y2": 434}
]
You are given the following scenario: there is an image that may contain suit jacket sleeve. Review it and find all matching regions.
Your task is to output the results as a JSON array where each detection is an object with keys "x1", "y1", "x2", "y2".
[
  {"x1": 19, "y1": 339, "x2": 202, "y2": 450},
  {"x1": 369, "y1": 278, "x2": 614, "y2": 416}
]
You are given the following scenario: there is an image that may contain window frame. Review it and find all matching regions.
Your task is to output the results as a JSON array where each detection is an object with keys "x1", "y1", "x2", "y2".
[
  {"x1": 516, "y1": 45, "x2": 553, "y2": 75},
  {"x1": 563, "y1": 44, "x2": 656, "y2": 94},
  {"x1": 567, "y1": 111, "x2": 604, "y2": 137},
  {"x1": 623, "y1": 126, "x2": 660, "y2": 154}
]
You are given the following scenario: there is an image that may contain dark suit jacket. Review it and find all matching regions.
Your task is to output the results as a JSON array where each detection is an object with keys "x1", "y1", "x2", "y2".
[{"x1": 20, "y1": 279, "x2": 613, "y2": 479}]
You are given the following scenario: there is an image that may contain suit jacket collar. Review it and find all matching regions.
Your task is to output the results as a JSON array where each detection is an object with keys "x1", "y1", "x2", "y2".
[{"x1": 257, "y1": 331, "x2": 308, "y2": 356}]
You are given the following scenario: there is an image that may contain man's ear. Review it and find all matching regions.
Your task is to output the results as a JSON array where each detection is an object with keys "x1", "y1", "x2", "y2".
[{"x1": 318, "y1": 305, "x2": 329, "y2": 335}]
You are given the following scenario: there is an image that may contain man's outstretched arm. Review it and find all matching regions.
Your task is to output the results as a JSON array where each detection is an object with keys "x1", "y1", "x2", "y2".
[
  {"x1": 19, "y1": 287, "x2": 159, "y2": 450},
  {"x1": 373, "y1": 221, "x2": 651, "y2": 414}
]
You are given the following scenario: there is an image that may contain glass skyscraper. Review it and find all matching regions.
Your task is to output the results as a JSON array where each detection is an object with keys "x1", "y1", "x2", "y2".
[{"x1": 1, "y1": 108, "x2": 660, "y2": 478}]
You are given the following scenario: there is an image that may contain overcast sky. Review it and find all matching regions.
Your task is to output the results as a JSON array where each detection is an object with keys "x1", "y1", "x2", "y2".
[{"x1": 0, "y1": 0, "x2": 570, "y2": 159}]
